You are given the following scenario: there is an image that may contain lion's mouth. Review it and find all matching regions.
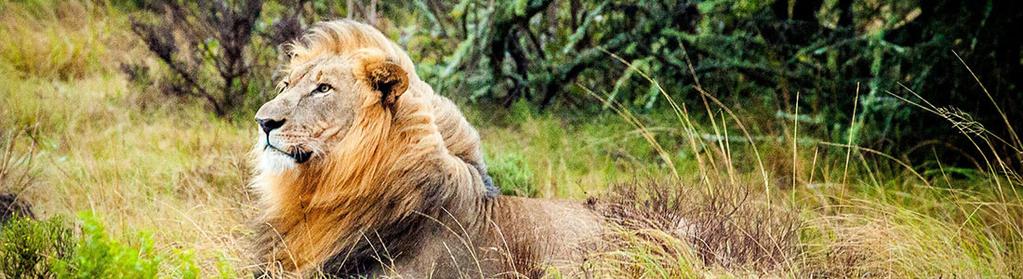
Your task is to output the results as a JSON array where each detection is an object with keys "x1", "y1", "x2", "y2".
[{"x1": 264, "y1": 144, "x2": 314, "y2": 164}]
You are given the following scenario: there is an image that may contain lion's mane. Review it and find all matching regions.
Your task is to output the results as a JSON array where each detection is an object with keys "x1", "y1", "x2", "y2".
[{"x1": 250, "y1": 20, "x2": 497, "y2": 275}]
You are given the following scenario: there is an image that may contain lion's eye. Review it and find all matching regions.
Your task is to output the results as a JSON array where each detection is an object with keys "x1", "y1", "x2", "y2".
[
  {"x1": 278, "y1": 82, "x2": 288, "y2": 94},
  {"x1": 313, "y1": 83, "x2": 332, "y2": 94}
]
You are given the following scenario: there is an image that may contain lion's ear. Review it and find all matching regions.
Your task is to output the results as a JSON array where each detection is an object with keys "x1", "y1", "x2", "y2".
[{"x1": 364, "y1": 61, "x2": 409, "y2": 107}]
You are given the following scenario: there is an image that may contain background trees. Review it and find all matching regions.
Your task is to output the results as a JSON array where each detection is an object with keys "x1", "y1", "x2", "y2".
[{"x1": 129, "y1": 0, "x2": 1022, "y2": 166}]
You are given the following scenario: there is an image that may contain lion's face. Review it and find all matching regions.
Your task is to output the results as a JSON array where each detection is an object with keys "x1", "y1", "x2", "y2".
[{"x1": 254, "y1": 52, "x2": 408, "y2": 172}]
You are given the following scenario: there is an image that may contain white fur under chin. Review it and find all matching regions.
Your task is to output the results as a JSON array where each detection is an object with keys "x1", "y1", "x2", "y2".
[{"x1": 257, "y1": 149, "x2": 297, "y2": 173}]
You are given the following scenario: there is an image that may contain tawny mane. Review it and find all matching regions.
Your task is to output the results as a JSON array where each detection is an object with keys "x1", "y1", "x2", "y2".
[{"x1": 250, "y1": 20, "x2": 493, "y2": 275}]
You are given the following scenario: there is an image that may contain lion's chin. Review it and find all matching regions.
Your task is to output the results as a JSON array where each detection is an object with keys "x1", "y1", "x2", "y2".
[{"x1": 258, "y1": 150, "x2": 298, "y2": 173}]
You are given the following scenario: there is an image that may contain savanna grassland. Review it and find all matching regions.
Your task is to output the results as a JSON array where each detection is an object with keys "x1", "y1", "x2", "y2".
[{"x1": 2, "y1": 0, "x2": 1022, "y2": 278}]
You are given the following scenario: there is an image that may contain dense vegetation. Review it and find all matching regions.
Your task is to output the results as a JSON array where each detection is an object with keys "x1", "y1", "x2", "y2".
[
  {"x1": 1, "y1": 0, "x2": 1021, "y2": 277},
  {"x1": 126, "y1": 0, "x2": 1023, "y2": 164}
]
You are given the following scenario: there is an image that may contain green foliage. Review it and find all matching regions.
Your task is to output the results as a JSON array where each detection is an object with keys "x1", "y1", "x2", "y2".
[
  {"x1": 0, "y1": 213, "x2": 210, "y2": 278},
  {"x1": 102, "y1": 0, "x2": 1023, "y2": 163},
  {"x1": 213, "y1": 255, "x2": 236, "y2": 279},
  {"x1": 52, "y1": 213, "x2": 161, "y2": 279},
  {"x1": 396, "y1": 0, "x2": 1023, "y2": 165},
  {"x1": 176, "y1": 251, "x2": 200, "y2": 279},
  {"x1": 507, "y1": 98, "x2": 535, "y2": 124},
  {"x1": 487, "y1": 151, "x2": 536, "y2": 197},
  {"x1": 0, "y1": 217, "x2": 75, "y2": 278}
]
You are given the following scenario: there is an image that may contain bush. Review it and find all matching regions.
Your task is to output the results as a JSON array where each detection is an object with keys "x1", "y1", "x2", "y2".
[
  {"x1": 129, "y1": 0, "x2": 267, "y2": 117},
  {"x1": 401, "y1": 0, "x2": 1023, "y2": 166},
  {"x1": 487, "y1": 152, "x2": 536, "y2": 197},
  {"x1": 52, "y1": 213, "x2": 162, "y2": 279},
  {"x1": 0, "y1": 213, "x2": 201, "y2": 278},
  {"x1": 0, "y1": 217, "x2": 75, "y2": 278}
]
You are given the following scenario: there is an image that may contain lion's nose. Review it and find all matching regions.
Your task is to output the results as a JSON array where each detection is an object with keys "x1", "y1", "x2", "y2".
[{"x1": 257, "y1": 118, "x2": 286, "y2": 134}]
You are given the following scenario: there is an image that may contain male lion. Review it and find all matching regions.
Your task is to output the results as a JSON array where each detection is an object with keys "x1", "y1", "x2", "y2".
[{"x1": 250, "y1": 20, "x2": 604, "y2": 277}]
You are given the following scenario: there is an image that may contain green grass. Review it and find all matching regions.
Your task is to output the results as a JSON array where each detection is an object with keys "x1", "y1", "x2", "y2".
[{"x1": 1, "y1": 1, "x2": 1021, "y2": 278}]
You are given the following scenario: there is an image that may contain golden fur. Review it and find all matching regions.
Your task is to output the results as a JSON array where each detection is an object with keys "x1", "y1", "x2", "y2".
[{"x1": 250, "y1": 20, "x2": 603, "y2": 277}]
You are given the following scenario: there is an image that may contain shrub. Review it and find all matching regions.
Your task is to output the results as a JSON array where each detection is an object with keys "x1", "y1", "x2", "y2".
[
  {"x1": 487, "y1": 152, "x2": 536, "y2": 197},
  {"x1": 52, "y1": 213, "x2": 161, "y2": 278},
  {"x1": 129, "y1": 0, "x2": 266, "y2": 117},
  {"x1": 0, "y1": 217, "x2": 75, "y2": 278},
  {"x1": 0, "y1": 213, "x2": 170, "y2": 278}
]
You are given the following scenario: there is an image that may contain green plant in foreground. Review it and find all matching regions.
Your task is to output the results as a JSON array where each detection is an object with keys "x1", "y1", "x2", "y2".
[
  {"x1": 52, "y1": 213, "x2": 161, "y2": 279},
  {"x1": 1, "y1": 213, "x2": 219, "y2": 278},
  {"x1": 0, "y1": 217, "x2": 74, "y2": 278}
]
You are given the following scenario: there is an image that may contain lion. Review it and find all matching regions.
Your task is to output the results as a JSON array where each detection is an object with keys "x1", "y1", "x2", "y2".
[{"x1": 249, "y1": 20, "x2": 605, "y2": 278}]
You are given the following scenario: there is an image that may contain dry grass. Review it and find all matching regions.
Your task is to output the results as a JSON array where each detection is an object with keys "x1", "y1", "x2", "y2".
[
  {"x1": 0, "y1": 0, "x2": 122, "y2": 80},
  {"x1": 585, "y1": 180, "x2": 799, "y2": 276}
]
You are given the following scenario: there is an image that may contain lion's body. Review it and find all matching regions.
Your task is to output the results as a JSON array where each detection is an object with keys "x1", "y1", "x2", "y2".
[
  {"x1": 250, "y1": 20, "x2": 604, "y2": 277},
  {"x1": 317, "y1": 196, "x2": 604, "y2": 277}
]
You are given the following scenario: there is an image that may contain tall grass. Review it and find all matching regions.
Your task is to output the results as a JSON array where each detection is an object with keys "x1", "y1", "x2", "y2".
[
  {"x1": 0, "y1": 0, "x2": 121, "y2": 80},
  {"x1": 556, "y1": 47, "x2": 1023, "y2": 276}
]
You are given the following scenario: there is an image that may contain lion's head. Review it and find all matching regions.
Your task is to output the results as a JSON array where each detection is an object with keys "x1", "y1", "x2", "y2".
[{"x1": 254, "y1": 20, "x2": 416, "y2": 172}]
